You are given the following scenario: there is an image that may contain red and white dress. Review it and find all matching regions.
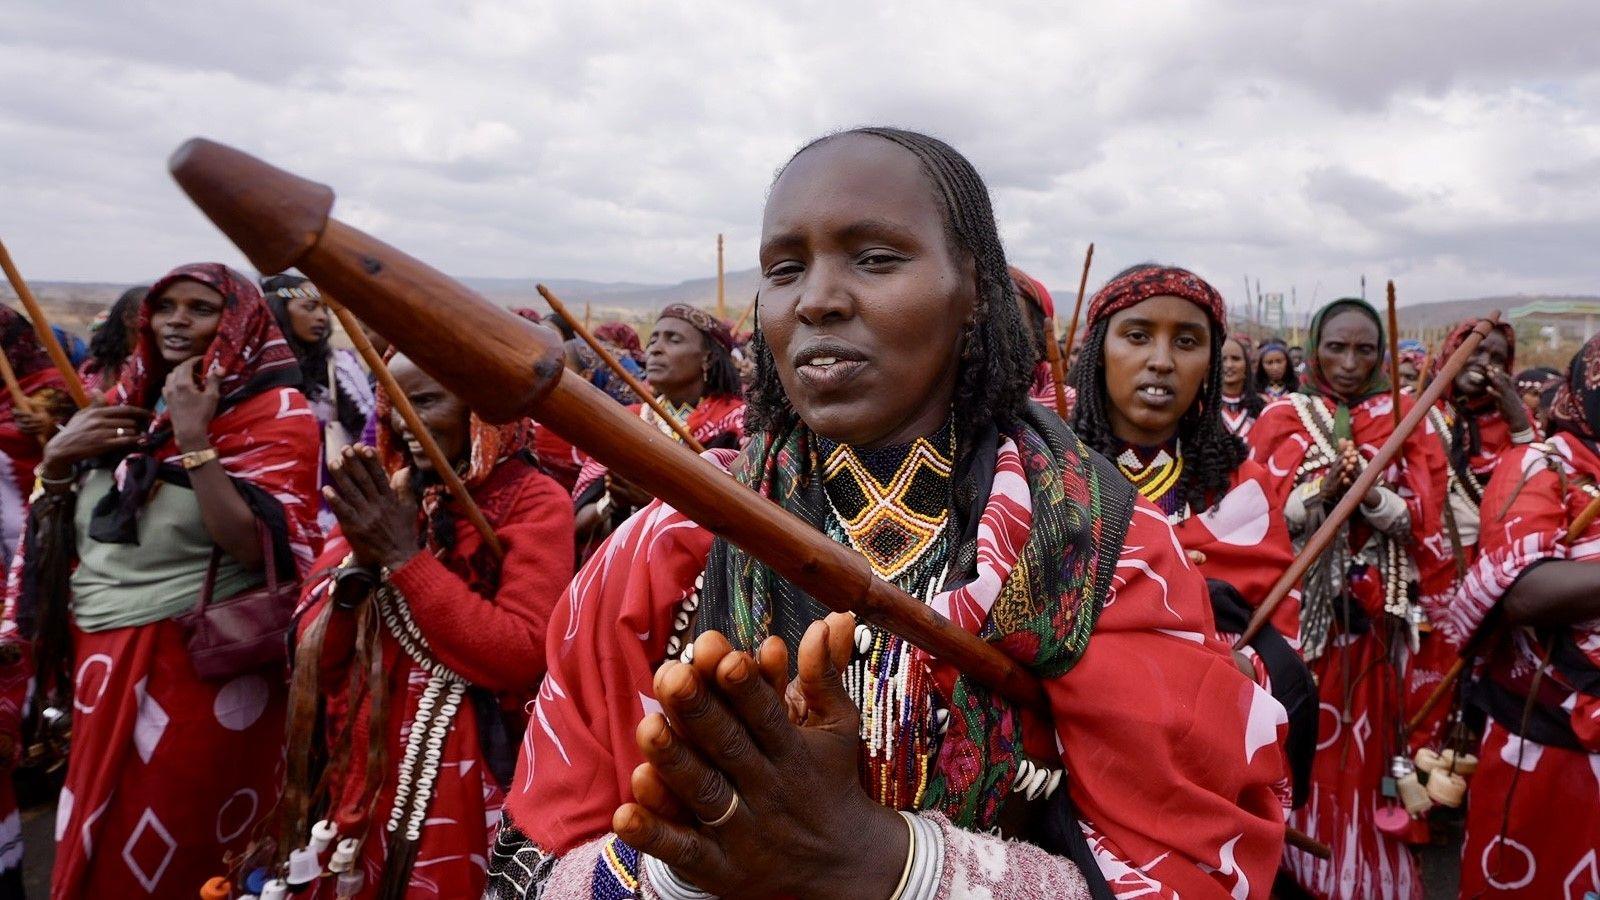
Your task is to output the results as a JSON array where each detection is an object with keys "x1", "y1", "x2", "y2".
[
  {"x1": 1447, "y1": 433, "x2": 1600, "y2": 898},
  {"x1": 1249, "y1": 392, "x2": 1448, "y2": 900},
  {"x1": 501, "y1": 444, "x2": 1291, "y2": 898}
]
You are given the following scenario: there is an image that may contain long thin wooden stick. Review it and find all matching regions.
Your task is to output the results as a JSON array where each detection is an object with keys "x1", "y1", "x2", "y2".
[
  {"x1": 1043, "y1": 304, "x2": 1070, "y2": 418},
  {"x1": 1059, "y1": 243, "x2": 1095, "y2": 365},
  {"x1": 1386, "y1": 281, "x2": 1402, "y2": 426},
  {"x1": 0, "y1": 344, "x2": 43, "y2": 446},
  {"x1": 540, "y1": 284, "x2": 706, "y2": 454},
  {"x1": 0, "y1": 239, "x2": 90, "y2": 408},
  {"x1": 326, "y1": 297, "x2": 503, "y2": 560},
  {"x1": 1406, "y1": 488, "x2": 1600, "y2": 733},
  {"x1": 731, "y1": 295, "x2": 757, "y2": 337},
  {"x1": 1235, "y1": 313, "x2": 1502, "y2": 648}
]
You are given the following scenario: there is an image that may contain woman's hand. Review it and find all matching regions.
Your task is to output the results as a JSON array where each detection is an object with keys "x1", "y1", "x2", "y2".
[
  {"x1": 1484, "y1": 365, "x2": 1532, "y2": 432},
  {"x1": 163, "y1": 358, "x2": 221, "y2": 452},
  {"x1": 616, "y1": 615, "x2": 908, "y2": 900},
  {"x1": 323, "y1": 445, "x2": 419, "y2": 570},
  {"x1": 1320, "y1": 439, "x2": 1363, "y2": 505},
  {"x1": 39, "y1": 396, "x2": 147, "y2": 473}
]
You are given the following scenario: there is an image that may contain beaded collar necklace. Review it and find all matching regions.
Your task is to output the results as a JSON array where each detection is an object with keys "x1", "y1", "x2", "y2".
[
  {"x1": 1115, "y1": 439, "x2": 1186, "y2": 518},
  {"x1": 813, "y1": 422, "x2": 956, "y2": 810}
]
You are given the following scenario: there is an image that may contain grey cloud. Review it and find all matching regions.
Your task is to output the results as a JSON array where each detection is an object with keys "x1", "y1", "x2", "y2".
[{"x1": 1304, "y1": 165, "x2": 1414, "y2": 217}]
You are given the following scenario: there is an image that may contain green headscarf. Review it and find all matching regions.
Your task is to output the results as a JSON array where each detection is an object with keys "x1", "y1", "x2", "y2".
[{"x1": 1301, "y1": 297, "x2": 1390, "y2": 440}]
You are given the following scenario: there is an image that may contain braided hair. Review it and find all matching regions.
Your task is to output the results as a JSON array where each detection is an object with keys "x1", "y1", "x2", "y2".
[
  {"x1": 1069, "y1": 264, "x2": 1246, "y2": 512},
  {"x1": 84, "y1": 285, "x2": 145, "y2": 380},
  {"x1": 745, "y1": 127, "x2": 1035, "y2": 451}
]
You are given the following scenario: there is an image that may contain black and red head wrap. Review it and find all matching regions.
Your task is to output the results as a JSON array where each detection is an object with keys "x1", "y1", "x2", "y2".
[
  {"x1": 1435, "y1": 318, "x2": 1516, "y2": 404},
  {"x1": 1549, "y1": 332, "x2": 1600, "y2": 443},
  {"x1": 112, "y1": 262, "x2": 300, "y2": 417},
  {"x1": 1085, "y1": 264, "x2": 1228, "y2": 330}
]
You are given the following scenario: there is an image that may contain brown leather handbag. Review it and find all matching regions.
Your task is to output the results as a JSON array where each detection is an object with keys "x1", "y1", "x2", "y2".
[{"x1": 177, "y1": 525, "x2": 296, "y2": 680}]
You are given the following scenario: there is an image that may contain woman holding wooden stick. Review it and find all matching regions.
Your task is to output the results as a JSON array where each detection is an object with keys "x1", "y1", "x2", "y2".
[
  {"x1": 1442, "y1": 332, "x2": 1600, "y2": 898},
  {"x1": 488, "y1": 127, "x2": 1287, "y2": 899},
  {"x1": 284, "y1": 352, "x2": 573, "y2": 898},
  {"x1": 1408, "y1": 319, "x2": 1530, "y2": 747},
  {"x1": 1009, "y1": 267, "x2": 1072, "y2": 415},
  {"x1": 13, "y1": 263, "x2": 322, "y2": 898},
  {"x1": 571, "y1": 305, "x2": 745, "y2": 549},
  {"x1": 1247, "y1": 297, "x2": 1449, "y2": 899}
]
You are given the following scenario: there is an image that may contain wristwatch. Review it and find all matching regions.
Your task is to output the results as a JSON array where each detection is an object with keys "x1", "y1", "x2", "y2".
[{"x1": 176, "y1": 447, "x2": 219, "y2": 470}]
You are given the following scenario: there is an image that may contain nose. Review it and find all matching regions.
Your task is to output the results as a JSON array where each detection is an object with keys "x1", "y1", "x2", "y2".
[
  {"x1": 1147, "y1": 339, "x2": 1176, "y2": 374},
  {"x1": 793, "y1": 260, "x2": 852, "y2": 327}
]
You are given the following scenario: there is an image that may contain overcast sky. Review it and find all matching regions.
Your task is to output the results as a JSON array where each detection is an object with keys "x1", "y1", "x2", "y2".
[{"x1": 3, "y1": 1, "x2": 1598, "y2": 310}]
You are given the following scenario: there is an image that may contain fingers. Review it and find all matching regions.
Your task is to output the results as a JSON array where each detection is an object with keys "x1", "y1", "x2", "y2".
[
  {"x1": 795, "y1": 616, "x2": 858, "y2": 732},
  {"x1": 756, "y1": 636, "x2": 788, "y2": 697},
  {"x1": 326, "y1": 449, "x2": 366, "y2": 506},
  {"x1": 390, "y1": 466, "x2": 412, "y2": 496},
  {"x1": 612, "y1": 803, "x2": 724, "y2": 889},
  {"x1": 711, "y1": 644, "x2": 798, "y2": 760},
  {"x1": 630, "y1": 762, "x2": 689, "y2": 824},
  {"x1": 651, "y1": 661, "x2": 771, "y2": 791},
  {"x1": 338, "y1": 446, "x2": 383, "y2": 502},
  {"x1": 634, "y1": 707, "x2": 750, "y2": 828},
  {"x1": 689, "y1": 631, "x2": 735, "y2": 684}
]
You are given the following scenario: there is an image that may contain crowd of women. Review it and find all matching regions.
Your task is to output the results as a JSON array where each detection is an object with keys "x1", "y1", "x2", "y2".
[{"x1": 0, "y1": 126, "x2": 1589, "y2": 899}]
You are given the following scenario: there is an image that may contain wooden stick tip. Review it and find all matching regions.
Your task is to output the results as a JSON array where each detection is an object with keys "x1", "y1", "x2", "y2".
[{"x1": 168, "y1": 137, "x2": 335, "y2": 274}]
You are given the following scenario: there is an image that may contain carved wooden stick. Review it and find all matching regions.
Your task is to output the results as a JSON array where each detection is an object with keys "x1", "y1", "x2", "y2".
[
  {"x1": 1406, "y1": 488, "x2": 1600, "y2": 733},
  {"x1": 1386, "y1": 281, "x2": 1402, "y2": 426},
  {"x1": 1059, "y1": 243, "x2": 1094, "y2": 365},
  {"x1": 0, "y1": 344, "x2": 44, "y2": 447},
  {"x1": 326, "y1": 297, "x2": 503, "y2": 560},
  {"x1": 167, "y1": 137, "x2": 1045, "y2": 712},
  {"x1": 1235, "y1": 313, "x2": 1502, "y2": 648},
  {"x1": 1043, "y1": 306, "x2": 1070, "y2": 419},
  {"x1": 540, "y1": 284, "x2": 706, "y2": 454},
  {"x1": 0, "y1": 240, "x2": 90, "y2": 407}
]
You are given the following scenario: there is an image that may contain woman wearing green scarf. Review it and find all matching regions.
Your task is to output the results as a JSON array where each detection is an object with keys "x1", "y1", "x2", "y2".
[{"x1": 1247, "y1": 298, "x2": 1449, "y2": 899}]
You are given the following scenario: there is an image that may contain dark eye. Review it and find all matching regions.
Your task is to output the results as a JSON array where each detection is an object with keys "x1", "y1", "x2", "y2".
[
  {"x1": 765, "y1": 262, "x2": 802, "y2": 282},
  {"x1": 1176, "y1": 335, "x2": 1200, "y2": 350},
  {"x1": 858, "y1": 251, "x2": 903, "y2": 267},
  {"x1": 1123, "y1": 329, "x2": 1149, "y2": 343}
]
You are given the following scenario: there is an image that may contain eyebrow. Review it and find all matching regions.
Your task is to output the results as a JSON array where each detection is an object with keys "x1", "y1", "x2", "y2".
[
  {"x1": 760, "y1": 217, "x2": 923, "y2": 259},
  {"x1": 1115, "y1": 316, "x2": 1208, "y2": 331}
]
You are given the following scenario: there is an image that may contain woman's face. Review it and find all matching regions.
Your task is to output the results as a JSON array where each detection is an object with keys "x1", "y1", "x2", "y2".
[
  {"x1": 644, "y1": 317, "x2": 709, "y2": 398},
  {"x1": 1315, "y1": 308, "x2": 1382, "y2": 399},
  {"x1": 387, "y1": 354, "x2": 471, "y2": 474},
  {"x1": 1400, "y1": 360, "x2": 1420, "y2": 390},
  {"x1": 1261, "y1": 350, "x2": 1288, "y2": 384},
  {"x1": 1221, "y1": 338, "x2": 1247, "y2": 394},
  {"x1": 1454, "y1": 330, "x2": 1510, "y2": 399},
  {"x1": 149, "y1": 280, "x2": 225, "y2": 365},
  {"x1": 285, "y1": 293, "x2": 330, "y2": 345},
  {"x1": 758, "y1": 134, "x2": 975, "y2": 447},
  {"x1": 1102, "y1": 296, "x2": 1212, "y2": 446}
]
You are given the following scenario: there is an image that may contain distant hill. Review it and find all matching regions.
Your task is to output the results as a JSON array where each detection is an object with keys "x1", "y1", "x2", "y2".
[{"x1": 4, "y1": 276, "x2": 1592, "y2": 335}]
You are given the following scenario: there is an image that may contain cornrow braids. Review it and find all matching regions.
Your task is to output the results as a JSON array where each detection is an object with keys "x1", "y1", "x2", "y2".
[
  {"x1": 1069, "y1": 281, "x2": 1246, "y2": 513},
  {"x1": 745, "y1": 127, "x2": 1035, "y2": 452}
]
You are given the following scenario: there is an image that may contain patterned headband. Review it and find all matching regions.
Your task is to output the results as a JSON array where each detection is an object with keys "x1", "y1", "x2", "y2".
[
  {"x1": 658, "y1": 303, "x2": 733, "y2": 351},
  {"x1": 1086, "y1": 265, "x2": 1227, "y2": 329},
  {"x1": 273, "y1": 285, "x2": 322, "y2": 301}
]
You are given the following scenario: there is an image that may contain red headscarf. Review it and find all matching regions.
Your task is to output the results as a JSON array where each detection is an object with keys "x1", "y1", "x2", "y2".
[
  {"x1": 594, "y1": 322, "x2": 644, "y2": 363},
  {"x1": 1086, "y1": 264, "x2": 1227, "y2": 329},
  {"x1": 110, "y1": 263, "x2": 300, "y2": 421},
  {"x1": 0, "y1": 306, "x2": 54, "y2": 381},
  {"x1": 1434, "y1": 318, "x2": 1516, "y2": 403},
  {"x1": 1009, "y1": 268, "x2": 1056, "y2": 318},
  {"x1": 658, "y1": 304, "x2": 733, "y2": 351}
]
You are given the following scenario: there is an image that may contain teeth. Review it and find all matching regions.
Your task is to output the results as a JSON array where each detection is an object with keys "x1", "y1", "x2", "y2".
[{"x1": 809, "y1": 357, "x2": 838, "y2": 367}]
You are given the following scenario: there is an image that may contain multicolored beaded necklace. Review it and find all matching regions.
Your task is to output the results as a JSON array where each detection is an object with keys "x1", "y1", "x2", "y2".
[
  {"x1": 815, "y1": 423, "x2": 955, "y2": 810},
  {"x1": 640, "y1": 398, "x2": 696, "y2": 443},
  {"x1": 1115, "y1": 439, "x2": 1187, "y2": 519}
]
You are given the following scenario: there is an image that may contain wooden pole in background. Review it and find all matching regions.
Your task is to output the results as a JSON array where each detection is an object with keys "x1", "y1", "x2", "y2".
[
  {"x1": 715, "y1": 233, "x2": 725, "y2": 320},
  {"x1": 1060, "y1": 243, "x2": 1095, "y2": 364},
  {"x1": 1387, "y1": 280, "x2": 1403, "y2": 425}
]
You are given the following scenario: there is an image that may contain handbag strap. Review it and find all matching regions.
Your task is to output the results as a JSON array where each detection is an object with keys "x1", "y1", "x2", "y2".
[{"x1": 193, "y1": 522, "x2": 281, "y2": 613}]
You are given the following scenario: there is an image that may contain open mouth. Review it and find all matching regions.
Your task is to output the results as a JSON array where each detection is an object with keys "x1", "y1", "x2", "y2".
[
  {"x1": 1135, "y1": 384, "x2": 1175, "y2": 405},
  {"x1": 791, "y1": 340, "x2": 868, "y2": 392}
]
